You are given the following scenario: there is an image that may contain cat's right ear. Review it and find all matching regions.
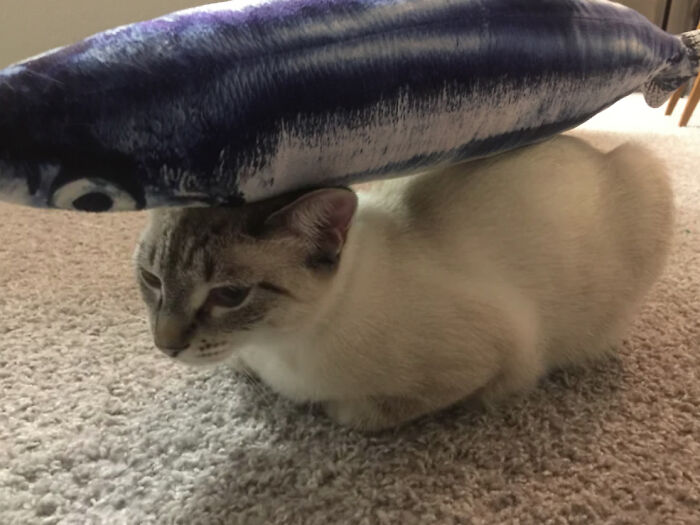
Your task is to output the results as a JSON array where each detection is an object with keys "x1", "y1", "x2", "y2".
[{"x1": 262, "y1": 188, "x2": 358, "y2": 265}]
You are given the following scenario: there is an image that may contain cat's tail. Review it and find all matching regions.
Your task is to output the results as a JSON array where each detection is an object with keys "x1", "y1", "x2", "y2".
[{"x1": 643, "y1": 30, "x2": 700, "y2": 107}]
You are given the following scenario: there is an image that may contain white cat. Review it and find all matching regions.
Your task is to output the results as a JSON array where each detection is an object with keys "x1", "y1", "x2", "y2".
[{"x1": 135, "y1": 135, "x2": 674, "y2": 431}]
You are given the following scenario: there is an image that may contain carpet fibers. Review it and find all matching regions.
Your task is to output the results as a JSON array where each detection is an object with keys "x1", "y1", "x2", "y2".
[{"x1": 1, "y1": 95, "x2": 699, "y2": 524}]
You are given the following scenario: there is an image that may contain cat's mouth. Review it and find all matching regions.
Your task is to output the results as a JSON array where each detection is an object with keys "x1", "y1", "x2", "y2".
[{"x1": 172, "y1": 346, "x2": 235, "y2": 366}]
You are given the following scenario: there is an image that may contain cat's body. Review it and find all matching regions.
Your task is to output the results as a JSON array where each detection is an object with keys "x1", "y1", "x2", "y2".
[{"x1": 136, "y1": 135, "x2": 674, "y2": 430}]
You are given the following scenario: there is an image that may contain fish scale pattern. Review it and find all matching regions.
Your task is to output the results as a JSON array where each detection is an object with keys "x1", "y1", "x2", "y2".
[{"x1": 0, "y1": 0, "x2": 698, "y2": 212}]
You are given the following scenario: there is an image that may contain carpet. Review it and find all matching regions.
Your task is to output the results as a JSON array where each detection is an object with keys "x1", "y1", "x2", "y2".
[{"x1": 1, "y1": 95, "x2": 699, "y2": 524}]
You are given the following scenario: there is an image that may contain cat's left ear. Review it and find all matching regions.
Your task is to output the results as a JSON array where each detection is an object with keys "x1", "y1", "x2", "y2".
[{"x1": 263, "y1": 188, "x2": 358, "y2": 264}]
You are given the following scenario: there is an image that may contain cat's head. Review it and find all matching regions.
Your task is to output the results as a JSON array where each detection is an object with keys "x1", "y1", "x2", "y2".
[{"x1": 134, "y1": 188, "x2": 358, "y2": 365}]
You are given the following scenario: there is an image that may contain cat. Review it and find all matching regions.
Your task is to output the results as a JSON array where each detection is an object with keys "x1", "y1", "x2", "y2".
[{"x1": 134, "y1": 135, "x2": 674, "y2": 431}]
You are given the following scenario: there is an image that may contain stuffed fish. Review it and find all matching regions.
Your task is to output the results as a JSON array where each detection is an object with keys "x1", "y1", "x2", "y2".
[{"x1": 0, "y1": 0, "x2": 698, "y2": 212}]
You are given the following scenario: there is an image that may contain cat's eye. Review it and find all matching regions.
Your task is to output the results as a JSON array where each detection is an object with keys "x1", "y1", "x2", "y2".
[
  {"x1": 208, "y1": 286, "x2": 251, "y2": 309},
  {"x1": 140, "y1": 268, "x2": 162, "y2": 289}
]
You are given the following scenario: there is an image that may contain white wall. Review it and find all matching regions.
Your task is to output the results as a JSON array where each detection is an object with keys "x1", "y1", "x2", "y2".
[
  {"x1": 616, "y1": 0, "x2": 698, "y2": 31},
  {"x1": 1, "y1": 0, "x2": 698, "y2": 68},
  {"x1": 0, "y1": 0, "x2": 209, "y2": 67},
  {"x1": 667, "y1": 0, "x2": 700, "y2": 32},
  {"x1": 617, "y1": 0, "x2": 666, "y2": 25}
]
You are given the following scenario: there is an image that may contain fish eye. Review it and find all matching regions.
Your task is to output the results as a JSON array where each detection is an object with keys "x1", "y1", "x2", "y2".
[{"x1": 50, "y1": 178, "x2": 139, "y2": 211}]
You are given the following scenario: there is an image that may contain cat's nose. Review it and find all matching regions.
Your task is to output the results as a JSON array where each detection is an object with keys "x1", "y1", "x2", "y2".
[{"x1": 154, "y1": 314, "x2": 191, "y2": 357}]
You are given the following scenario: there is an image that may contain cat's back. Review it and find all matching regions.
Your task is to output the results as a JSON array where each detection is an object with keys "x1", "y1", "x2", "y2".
[
  {"x1": 385, "y1": 135, "x2": 672, "y2": 319},
  {"x1": 594, "y1": 140, "x2": 674, "y2": 279},
  {"x1": 378, "y1": 135, "x2": 673, "y2": 364},
  {"x1": 397, "y1": 135, "x2": 673, "y2": 257}
]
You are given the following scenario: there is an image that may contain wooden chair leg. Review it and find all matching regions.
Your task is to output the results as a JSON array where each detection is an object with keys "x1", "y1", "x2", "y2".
[
  {"x1": 671, "y1": 20, "x2": 700, "y2": 122},
  {"x1": 665, "y1": 84, "x2": 685, "y2": 115},
  {"x1": 679, "y1": 74, "x2": 700, "y2": 126}
]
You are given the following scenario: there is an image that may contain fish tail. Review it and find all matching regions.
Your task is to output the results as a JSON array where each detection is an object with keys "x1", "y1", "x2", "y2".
[{"x1": 643, "y1": 29, "x2": 700, "y2": 107}]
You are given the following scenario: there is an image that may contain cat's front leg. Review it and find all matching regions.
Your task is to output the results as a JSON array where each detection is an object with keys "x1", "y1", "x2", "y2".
[{"x1": 324, "y1": 397, "x2": 432, "y2": 432}]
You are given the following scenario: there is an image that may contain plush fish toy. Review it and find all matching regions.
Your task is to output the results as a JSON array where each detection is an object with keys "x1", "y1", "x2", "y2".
[{"x1": 0, "y1": 0, "x2": 699, "y2": 212}]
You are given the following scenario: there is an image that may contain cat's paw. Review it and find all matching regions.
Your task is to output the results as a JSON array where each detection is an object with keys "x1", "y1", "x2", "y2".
[
  {"x1": 323, "y1": 398, "x2": 404, "y2": 432},
  {"x1": 324, "y1": 399, "x2": 384, "y2": 431}
]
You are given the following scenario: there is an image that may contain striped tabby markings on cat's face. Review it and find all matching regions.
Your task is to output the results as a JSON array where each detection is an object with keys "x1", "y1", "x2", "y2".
[{"x1": 134, "y1": 188, "x2": 358, "y2": 365}]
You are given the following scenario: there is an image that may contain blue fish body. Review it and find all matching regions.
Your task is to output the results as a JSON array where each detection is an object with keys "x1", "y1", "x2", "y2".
[{"x1": 0, "y1": 0, "x2": 698, "y2": 211}]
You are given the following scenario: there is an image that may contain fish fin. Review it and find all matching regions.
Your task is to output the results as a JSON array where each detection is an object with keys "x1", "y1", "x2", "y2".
[{"x1": 643, "y1": 29, "x2": 700, "y2": 107}]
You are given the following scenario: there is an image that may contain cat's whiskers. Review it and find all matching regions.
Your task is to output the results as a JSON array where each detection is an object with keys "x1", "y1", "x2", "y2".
[{"x1": 239, "y1": 367, "x2": 278, "y2": 408}]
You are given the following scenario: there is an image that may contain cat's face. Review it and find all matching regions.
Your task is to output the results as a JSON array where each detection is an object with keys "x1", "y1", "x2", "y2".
[{"x1": 134, "y1": 188, "x2": 358, "y2": 366}]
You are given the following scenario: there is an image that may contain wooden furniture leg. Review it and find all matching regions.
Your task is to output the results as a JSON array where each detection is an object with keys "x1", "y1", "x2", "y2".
[
  {"x1": 665, "y1": 84, "x2": 685, "y2": 115},
  {"x1": 677, "y1": 19, "x2": 700, "y2": 126},
  {"x1": 679, "y1": 74, "x2": 700, "y2": 126}
]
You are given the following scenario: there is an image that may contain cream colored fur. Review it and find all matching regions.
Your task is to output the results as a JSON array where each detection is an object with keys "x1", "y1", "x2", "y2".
[{"x1": 136, "y1": 136, "x2": 674, "y2": 431}]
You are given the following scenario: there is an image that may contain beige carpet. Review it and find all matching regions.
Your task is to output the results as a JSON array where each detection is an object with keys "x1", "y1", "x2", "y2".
[{"x1": 1, "y1": 95, "x2": 699, "y2": 524}]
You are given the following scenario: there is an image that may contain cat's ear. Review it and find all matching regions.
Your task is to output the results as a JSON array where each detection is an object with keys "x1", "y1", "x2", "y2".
[{"x1": 263, "y1": 188, "x2": 358, "y2": 263}]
